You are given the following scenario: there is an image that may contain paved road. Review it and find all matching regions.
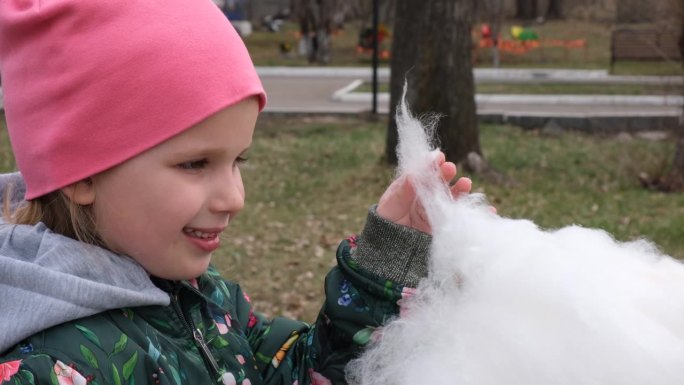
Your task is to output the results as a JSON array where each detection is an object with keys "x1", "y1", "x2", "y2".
[
  {"x1": 2, "y1": 67, "x2": 682, "y2": 130},
  {"x1": 262, "y1": 76, "x2": 682, "y2": 115},
  {"x1": 260, "y1": 77, "x2": 374, "y2": 114},
  {"x1": 258, "y1": 67, "x2": 683, "y2": 131}
]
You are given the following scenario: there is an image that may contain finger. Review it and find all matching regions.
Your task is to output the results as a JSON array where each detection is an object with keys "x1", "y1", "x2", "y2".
[
  {"x1": 377, "y1": 177, "x2": 401, "y2": 204},
  {"x1": 440, "y1": 161, "x2": 457, "y2": 182},
  {"x1": 377, "y1": 175, "x2": 416, "y2": 222},
  {"x1": 408, "y1": 193, "x2": 432, "y2": 234},
  {"x1": 433, "y1": 151, "x2": 446, "y2": 166},
  {"x1": 412, "y1": 202, "x2": 432, "y2": 234},
  {"x1": 403, "y1": 175, "x2": 417, "y2": 199},
  {"x1": 451, "y1": 177, "x2": 472, "y2": 197}
]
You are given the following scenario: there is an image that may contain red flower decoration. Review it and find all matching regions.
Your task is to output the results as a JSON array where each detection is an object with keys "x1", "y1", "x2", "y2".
[
  {"x1": 247, "y1": 311, "x2": 258, "y2": 328},
  {"x1": 0, "y1": 360, "x2": 21, "y2": 382}
]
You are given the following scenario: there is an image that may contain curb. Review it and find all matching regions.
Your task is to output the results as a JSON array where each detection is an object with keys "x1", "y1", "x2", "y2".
[
  {"x1": 260, "y1": 109, "x2": 682, "y2": 133},
  {"x1": 330, "y1": 80, "x2": 684, "y2": 107},
  {"x1": 485, "y1": 114, "x2": 683, "y2": 133}
]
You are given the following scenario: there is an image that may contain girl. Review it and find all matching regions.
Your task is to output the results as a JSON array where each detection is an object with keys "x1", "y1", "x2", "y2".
[{"x1": 0, "y1": 1, "x2": 470, "y2": 384}]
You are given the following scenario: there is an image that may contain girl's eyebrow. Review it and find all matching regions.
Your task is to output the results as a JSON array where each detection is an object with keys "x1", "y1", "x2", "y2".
[
  {"x1": 167, "y1": 145, "x2": 251, "y2": 160},
  {"x1": 167, "y1": 148, "x2": 210, "y2": 158}
]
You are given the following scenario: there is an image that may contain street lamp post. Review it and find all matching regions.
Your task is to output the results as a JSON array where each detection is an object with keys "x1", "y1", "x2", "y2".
[{"x1": 371, "y1": 0, "x2": 379, "y2": 115}]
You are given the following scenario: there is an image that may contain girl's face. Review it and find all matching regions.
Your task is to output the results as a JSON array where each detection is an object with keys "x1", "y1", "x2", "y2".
[{"x1": 89, "y1": 97, "x2": 258, "y2": 280}]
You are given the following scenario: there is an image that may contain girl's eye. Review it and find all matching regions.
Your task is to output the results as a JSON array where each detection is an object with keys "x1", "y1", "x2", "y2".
[
  {"x1": 235, "y1": 156, "x2": 248, "y2": 165},
  {"x1": 178, "y1": 159, "x2": 209, "y2": 170}
]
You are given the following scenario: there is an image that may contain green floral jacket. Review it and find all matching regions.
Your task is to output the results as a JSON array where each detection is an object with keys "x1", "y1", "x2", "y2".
[{"x1": 0, "y1": 210, "x2": 431, "y2": 385}]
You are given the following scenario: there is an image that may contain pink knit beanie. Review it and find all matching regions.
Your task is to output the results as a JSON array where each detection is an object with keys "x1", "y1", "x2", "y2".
[{"x1": 0, "y1": 0, "x2": 266, "y2": 200}]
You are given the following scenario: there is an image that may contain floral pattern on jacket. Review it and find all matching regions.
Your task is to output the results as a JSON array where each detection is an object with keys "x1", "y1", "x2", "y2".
[{"x1": 0, "y1": 237, "x2": 407, "y2": 385}]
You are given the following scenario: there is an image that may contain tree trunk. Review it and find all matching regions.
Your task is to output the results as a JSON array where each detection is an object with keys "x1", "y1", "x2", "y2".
[
  {"x1": 386, "y1": 0, "x2": 481, "y2": 165},
  {"x1": 652, "y1": 3, "x2": 684, "y2": 192},
  {"x1": 669, "y1": 134, "x2": 684, "y2": 188},
  {"x1": 516, "y1": 0, "x2": 538, "y2": 20},
  {"x1": 545, "y1": 0, "x2": 563, "y2": 19},
  {"x1": 662, "y1": 11, "x2": 684, "y2": 190},
  {"x1": 675, "y1": 15, "x2": 684, "y2": 189},
  {"x1": 385, "y1": 1, "x2": 415, "y2": 164}
]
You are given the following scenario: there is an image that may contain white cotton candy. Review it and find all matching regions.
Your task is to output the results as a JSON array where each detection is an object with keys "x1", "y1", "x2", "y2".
[{"x1": 346, "y1": 96, "x2": 684, "y2": 385}]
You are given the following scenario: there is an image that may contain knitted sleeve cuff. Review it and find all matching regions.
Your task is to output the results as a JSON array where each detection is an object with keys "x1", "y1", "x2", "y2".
[{"x1": 350, "y1": 205, "x2": 432, "y2": 288}]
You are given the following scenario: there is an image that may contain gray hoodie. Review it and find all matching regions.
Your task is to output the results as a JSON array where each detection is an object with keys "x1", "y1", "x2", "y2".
[{"x1": 0, "y1": 173, "x2": 169, "y2": 353}]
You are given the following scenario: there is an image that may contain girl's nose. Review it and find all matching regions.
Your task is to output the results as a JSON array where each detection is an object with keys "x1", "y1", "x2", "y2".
[{"x1": 209, "y1": 168, "x2": 245, "y2": 214}]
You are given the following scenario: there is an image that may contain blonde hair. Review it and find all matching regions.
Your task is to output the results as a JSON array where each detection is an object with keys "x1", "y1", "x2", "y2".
[{"x1": 3, "y1": 185, "x2": 105, "y2": 247}]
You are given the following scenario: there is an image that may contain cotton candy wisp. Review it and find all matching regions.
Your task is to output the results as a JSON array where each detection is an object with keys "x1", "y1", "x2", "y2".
[{"x1": 346, "y1": 96, "x2": 684, "y2": 385}]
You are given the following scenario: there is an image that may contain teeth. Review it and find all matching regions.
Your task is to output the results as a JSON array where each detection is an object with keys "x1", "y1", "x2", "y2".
[{"x1": 183, "y1": 228, "x2": 216, "y2": 239}]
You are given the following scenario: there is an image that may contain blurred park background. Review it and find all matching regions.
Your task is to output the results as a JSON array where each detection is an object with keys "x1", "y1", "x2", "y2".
[
  {"x1": 1, "y1": 0, "x2": 683, "y2": 320},
  {"x1": 227, "y1": 0, "x2": 682, "y2": 73}
]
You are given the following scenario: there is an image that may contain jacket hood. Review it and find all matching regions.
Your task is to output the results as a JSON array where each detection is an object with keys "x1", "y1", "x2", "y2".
[{"x1": 0, "y1": 173, "x2": 170, "y2": 353}]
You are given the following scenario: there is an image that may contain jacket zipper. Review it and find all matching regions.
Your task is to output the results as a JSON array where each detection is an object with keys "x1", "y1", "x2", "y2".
[{"x1": 171, "y1": 287, "x2": 221, "y2": 379}]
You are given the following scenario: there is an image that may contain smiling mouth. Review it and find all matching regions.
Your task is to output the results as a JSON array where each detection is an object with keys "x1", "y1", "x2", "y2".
[
  {"x1": 183, "y1": 227, "x2": 220, "y2": 239},
  {"x1": 183, "y1": 227, "x2": 223, "y2": 252}
]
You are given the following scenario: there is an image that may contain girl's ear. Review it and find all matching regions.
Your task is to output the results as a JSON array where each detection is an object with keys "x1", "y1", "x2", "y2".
[{"x1": 60, "y1": 178, "x2": 95, "y2": 205}]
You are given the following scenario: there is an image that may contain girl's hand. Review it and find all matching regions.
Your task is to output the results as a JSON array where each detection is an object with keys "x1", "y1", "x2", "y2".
[{"x1": 376, "y1": 152, "x2": 472, "y2": 235}]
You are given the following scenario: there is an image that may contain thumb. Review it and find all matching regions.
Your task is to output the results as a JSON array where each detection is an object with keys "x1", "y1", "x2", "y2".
[{"x1": 377, "y1": 175, "x2": 416, "y2": 222}]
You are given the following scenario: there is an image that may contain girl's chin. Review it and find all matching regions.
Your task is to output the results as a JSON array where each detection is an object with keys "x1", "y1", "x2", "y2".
[{"x1": 151, "y1": 261, "x2": 212, "y2": 282}]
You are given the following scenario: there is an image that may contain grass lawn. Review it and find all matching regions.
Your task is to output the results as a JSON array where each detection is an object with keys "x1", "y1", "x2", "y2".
[
  {"x1": 1, "y1": 113, "x2": 681, "y2": 321},
  {"x1": 233, "y1": 116, "x2": 684, "y2": 320},
  {"x1": 244, "y1": 20, "x2": 683, "y2": 76}
]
